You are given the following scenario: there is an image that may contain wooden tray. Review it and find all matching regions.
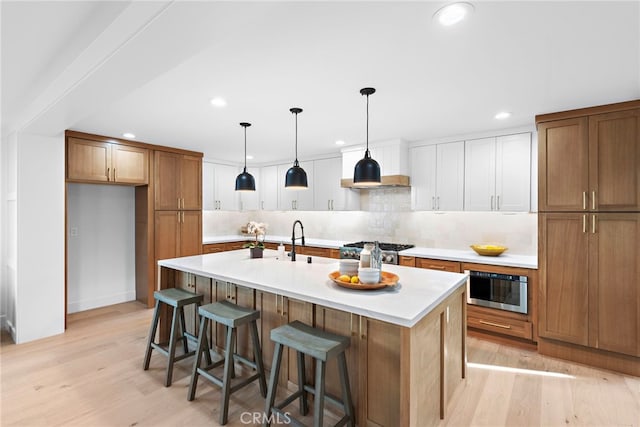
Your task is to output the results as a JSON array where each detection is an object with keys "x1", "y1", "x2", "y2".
[{"x1": 329, "y1": 271, "x2": 399, "y2": 290}]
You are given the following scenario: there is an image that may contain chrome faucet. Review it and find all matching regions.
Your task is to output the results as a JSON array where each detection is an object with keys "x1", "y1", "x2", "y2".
[{"x1": 291, "y1": 220, "x2": 305, "y2": 261}]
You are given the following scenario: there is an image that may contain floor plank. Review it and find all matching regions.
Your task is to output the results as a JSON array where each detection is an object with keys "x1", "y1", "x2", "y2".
[{"x1": 1, "y1": 302, "x2": 639, "y2": 426}]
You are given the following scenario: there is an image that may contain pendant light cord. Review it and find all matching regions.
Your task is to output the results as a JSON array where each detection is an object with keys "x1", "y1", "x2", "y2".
[
  {"x1": 295, "y1": 111, "x2": 298, "y2": 163},
  {"x1": 366, "y1": 93, "x2": 370, "y2": 156},
  {"x1": 243, "y1": 126, "x2": 248, "y2": 171}
]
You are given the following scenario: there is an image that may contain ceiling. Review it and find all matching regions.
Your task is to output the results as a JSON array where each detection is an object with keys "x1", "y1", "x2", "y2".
[{"x1": 2, "y1": 1, "x2": 639, "y2": 165}]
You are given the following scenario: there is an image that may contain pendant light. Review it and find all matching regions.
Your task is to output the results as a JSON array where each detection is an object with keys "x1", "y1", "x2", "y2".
[
  {"x1": 353, "y1": 87, "x2": 381, "y2": 186},
  {"x1": 285, "y1": 107, "x2": 308, "y2": 189},
  {"x1": 235, "y1": 122, "x2": 256, "y2": 192}
]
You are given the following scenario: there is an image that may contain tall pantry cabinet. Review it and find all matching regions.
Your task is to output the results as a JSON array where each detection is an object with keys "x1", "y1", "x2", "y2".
[{"x1": 536, "y1": 101, "x2": 640, "y2": 375}]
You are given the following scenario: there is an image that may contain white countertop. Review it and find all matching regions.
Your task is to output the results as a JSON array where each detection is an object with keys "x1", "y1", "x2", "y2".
[
  {"x1": 399, "y1": 247, "x2": 537, "y2": 269},
  {"x1": 158, "y1": 249, "x2": 468, "y2": 328},
  {"x1": 203, "y1": 235, "x2": 537, "y2": 269}
]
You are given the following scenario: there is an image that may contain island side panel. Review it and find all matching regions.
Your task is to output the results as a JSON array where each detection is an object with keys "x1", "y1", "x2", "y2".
[{"x1": 400, "y1": 283, "x2": 467, "y2": 427}]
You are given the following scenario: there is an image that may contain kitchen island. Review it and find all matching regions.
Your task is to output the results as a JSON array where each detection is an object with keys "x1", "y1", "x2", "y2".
[{"x1": 158, "y1": 250, "x2": 468, "y2": 426}]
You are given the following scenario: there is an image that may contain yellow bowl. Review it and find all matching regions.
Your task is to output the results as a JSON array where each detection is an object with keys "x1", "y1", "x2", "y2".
[{"x1": 470, "y1": 244, "x2": 508, "y2": 256}]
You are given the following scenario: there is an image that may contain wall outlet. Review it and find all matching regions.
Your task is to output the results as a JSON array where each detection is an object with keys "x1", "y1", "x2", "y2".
[{"x1": 70, "y1": 227, "x2": 78, "y2": 237}]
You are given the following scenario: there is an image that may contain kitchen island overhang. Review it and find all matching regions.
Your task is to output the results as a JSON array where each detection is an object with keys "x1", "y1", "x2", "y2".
[{"x1": 156, "y1": 250, "x2": 468, "y2": 425}]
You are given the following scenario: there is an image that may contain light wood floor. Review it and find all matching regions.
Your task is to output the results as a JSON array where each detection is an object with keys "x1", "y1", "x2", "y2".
[{"x1": 1, "y1": 301, "x2": 638, "y2": 426}]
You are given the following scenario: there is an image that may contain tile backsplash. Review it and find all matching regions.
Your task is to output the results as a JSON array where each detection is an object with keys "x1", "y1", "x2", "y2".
[{"x1": 203, "y1": 188, "x2": 537, "y2": 255}]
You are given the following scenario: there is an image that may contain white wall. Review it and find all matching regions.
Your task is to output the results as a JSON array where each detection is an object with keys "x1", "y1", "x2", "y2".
[
  {"x1": 67, "y1": 183, "x2": 136, "y2": 313},
  {"x1": 15, "y1": 133, "x2": 65, "y2": 343},
  {"x1": 1, "y1": 132, "x2": 18, "y2": 337}
]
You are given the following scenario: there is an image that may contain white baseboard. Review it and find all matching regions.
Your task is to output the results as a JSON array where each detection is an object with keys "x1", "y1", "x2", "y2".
[
  {"x1": 5, "y1": 318, "x2": 16, "y2": 342},
  {"x1": 67, "y1": 290, "x2": 136, "y2": 313}
]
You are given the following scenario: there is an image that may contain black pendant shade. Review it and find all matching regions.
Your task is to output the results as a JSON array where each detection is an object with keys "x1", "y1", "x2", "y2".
[
  {"x1": 353, "y1": 87, "x2": 381, "y2": 186},
  {"x1": 285, "y1": 107, "x2": 308, "y2": 190},
  {"x1": 235, "y1": 122, "x2": 256, "y2": 192}
]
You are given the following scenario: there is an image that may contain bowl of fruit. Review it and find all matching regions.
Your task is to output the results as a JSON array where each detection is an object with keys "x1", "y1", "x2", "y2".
[{"x1": 328, "y1": 270, "x2": 399, "y2": 290}]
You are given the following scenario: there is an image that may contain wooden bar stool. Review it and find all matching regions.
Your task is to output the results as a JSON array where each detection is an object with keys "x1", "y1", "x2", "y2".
[
  {"x1": 142, "y1": 288, "x2": 209, "y2": 387},
  {"x1": 188, "y1": 300, "x2": 267, "y2": 425},
  {"x1": 264, "y1": 320, "x2": 355, "y2": 427}
]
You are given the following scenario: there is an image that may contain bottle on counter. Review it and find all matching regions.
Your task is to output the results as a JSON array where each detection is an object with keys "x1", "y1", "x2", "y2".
[
  {"x1": 360, "y1": 243, "x2": 374, "y2": 268},
  {"x1": 277, "y1": 242, "x2": 285, "y2": 260},
  {"x1": 371, "y1": 241, "x2": 382, "y2": 271}
]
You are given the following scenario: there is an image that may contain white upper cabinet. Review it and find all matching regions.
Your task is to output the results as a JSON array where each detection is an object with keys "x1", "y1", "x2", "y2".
[
  {"x1": 239, "y1": 166, "x2": 260, "y2": 211},
  {"x1": 314, "y1": 157, "x2": 360, "y2": 211},
  {"x1": 464, "y1": 133, "x2": 531, "y2": 212},
  {"x1": 277, "y1": 161, "x2": 314, "y2": 210},
  {"x1": 411, "y1": 142, "x2": 464, "y2": 211},
  {"x1": 341, "y1": 139, "x2": 409, "y2": 178},
  {"x1": 260, "y1": 165, "x2": 279, "y2": 210},
  {"x1": 203, "y1": 162, "x2": 241, "y2": 211}
]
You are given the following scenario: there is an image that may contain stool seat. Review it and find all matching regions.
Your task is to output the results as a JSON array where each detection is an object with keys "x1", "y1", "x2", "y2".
[
  {"x1": 143, "y1": 288, "x2": 207, "y2": 387},
  {"x1": 154, "y1": 288, "x2": 203, "y2": 307},
  {"x1": 271, "y1": 321, "x2": 350, "y2": 362},
  {"x1": 265, "y1": 321, "x2": 355, "y2": 427},
  {"x1": 199, "y1": 300, "x2": 260, "y2": 327},
  {"x1": 188, "y1": 301, "x2": 267, "y2": 425}
]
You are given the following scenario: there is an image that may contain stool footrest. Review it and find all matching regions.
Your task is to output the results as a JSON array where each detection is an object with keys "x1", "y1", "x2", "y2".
[{"x1": 301, "y1": 384, "x2": 345, "y2": 410}]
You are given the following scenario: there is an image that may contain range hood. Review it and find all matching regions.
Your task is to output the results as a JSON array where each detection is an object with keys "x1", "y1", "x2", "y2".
[{"x1": 340, "y1": 139, "x2": 411, "y2": 189}]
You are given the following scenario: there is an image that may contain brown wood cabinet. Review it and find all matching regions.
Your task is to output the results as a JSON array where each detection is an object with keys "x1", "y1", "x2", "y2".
[
  {"x1": 154, "y1": 151, "x2": 202, "y2": 210},
  {"x1": 155, "y1": 210, "x2": 202, "y2": 261},
  {"x1": 538, "y1": 106, "x2": 640, "y2": 212},
  {"x1": 416, "y1": 258, "x2": 461, "y2": 273},
  {"x1": 399, "y1": 256, "x2": 416, "y2": 267},
  {"x1": 537, "y1": 100, "x2": 640, "y2": 374},
  {"x1": 540, "y1": 213, "x2": 640, "y2": 356},
  {"x1": 67, "y1": 137, "x2": 149, "y2": 184}
]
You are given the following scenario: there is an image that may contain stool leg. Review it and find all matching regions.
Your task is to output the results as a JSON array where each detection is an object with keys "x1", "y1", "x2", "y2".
[
  {"x1": 187, "y1": 315, "x2": 209, "y2": 401},
  {"x1": 178, "y1": 306, "x2": 189, "y2": 354},
  {"x1": 165, "y1": 305, "x2": 180, "y2": 387},
  {"x1": 143, "y1": 300, "x2": 161, "y2": 370},
  {"x1": 220, "y1": 325, "x2": 237, "y2": 425},
  {"x1": 197, "y1": 302, "x2": 213, "y2": 366},
  {"x1": 250, "y1": 321, "x2": 267, "y2": 398},
  {"x1": 337, "y1": 352, "x2": 355, "y2": 427},
  {"x1": 313, "y1": 360, "x2": 326, "y2": 427},
  {"x1": 297, "y1": 351, "x2": 309, "y2": 416},
  {"x1": 263, "y1": 342, "x2": 284, "y2": 427}
]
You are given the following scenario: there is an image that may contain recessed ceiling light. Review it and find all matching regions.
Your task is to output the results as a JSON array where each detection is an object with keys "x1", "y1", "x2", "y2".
[
  {"x1": 210, "y1": 97, "x2": 227, "y2": 107},
  {"x1": 434, "y1": 2, "x2": 474, "y2": 26},
  {"x1": 335, "y1": 140, "x2": 345, "y2": 145},
  {"x1": 122, "y1": 132, "x2": 135, "y2": 139},
  {"x1": 246, "y1": 155, "x2": 254, "y2": 160},
  {"x1": 495, "y1": 111, "x2": 511, "y2": 120}
]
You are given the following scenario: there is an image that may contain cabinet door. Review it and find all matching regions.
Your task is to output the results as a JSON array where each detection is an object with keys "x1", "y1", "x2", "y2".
[
  {"x1": 215, "y1": 163, "x2": 240, "y2": 211},
  {"x1": 256, "y1": 292, "x2": 288, "y2": 384},
  {"x1": 234, "y1": 285, "x2": 256, "y2": 360},
  {"x1": 154, "y1": 211, "x2": 179, "y2": 261},
  {"x1": 155, "y1": 151, "x2": 181, "y2": 210},
  {"x1": 180, "y1": 155, "x2": 202, "y2": 210},
  {"x1": 437, "y1": 141, "x2": 465, "y2": 211},
  {"x1": 313, "y1": 157, "x2": 339, "y2": 210},
  {"x1": 260, "y1": 165, "x2": 279, "y2": 210},
  {"x1": 539, "y1": 213, "x2": 589, "y2": 345},
  {"x1": 293, "y1": 160, "x2": 314, "y2": 210},
  {"x1": 278, "y1": 164, "x2": 297, "y2": 210},
  {"x1": 179, "y1": 211, "x2": 202, "y2": 257},
  {"x1": 589, "y1": 213, "x2": 640, "y2": 356},
  {"x1": 112, "y1": 144, "x2": 149, "y2": 184},
  {"x1": 202, "y1": 162, "x2": 215, "y2": 210},
  {"x1": 589, "y1": 109, "x2": 640, "y2": 211},
  {"x1": 240, "y1": 167, "x2": 260, "y2": 211},
  {"x1": 495, "y1": 133, "x2": 531, "y2": 212},
  {"x1": 538, "y1": 118, "x2": 589, "y2": 211},
  {"x1": 410, "y1": 145, "x2": 437, "y2": 210},
  {"x1": 67, "y1": 138, "x2": 110, "y2": 182},
  {"x1": 464, "y1": 137, "x2": 496, "y2": 211}
]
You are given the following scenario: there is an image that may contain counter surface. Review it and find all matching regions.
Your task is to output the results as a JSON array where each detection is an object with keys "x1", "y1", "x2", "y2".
[{"x1": 159, "y1": 249, "x2": 468, "y2": 328}]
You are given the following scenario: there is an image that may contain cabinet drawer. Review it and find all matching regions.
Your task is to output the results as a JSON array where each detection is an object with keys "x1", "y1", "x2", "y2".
[
  {"x1": 399, "y1": 256, "x2": 416, "y2": 267},
  {"x1": 468, "y1": 312, "x2": 533, "y2": 340},
  {"x1": 224, "y1": 241, "x2": 246, "y2": 251},
  {"x1": 416, "y1": 258, "x2": 461, "y2": 273},
  {"x1": 202, "y1": 244, "x2": 226, "y2": 254}
]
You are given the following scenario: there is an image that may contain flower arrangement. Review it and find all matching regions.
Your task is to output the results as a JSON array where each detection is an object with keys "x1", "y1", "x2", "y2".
[{"x1": 244, "y1": 221, "x2": 267, "y2": 249}]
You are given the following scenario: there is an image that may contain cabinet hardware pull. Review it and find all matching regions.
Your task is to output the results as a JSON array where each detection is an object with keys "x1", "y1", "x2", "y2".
[
  {"x1": 592, "y1": 191, "x2": 596, "y2": 210},
  {"x1": 107, "y1": 167, "x2": 110, "y2": 181},
  {"x1": 432, "y1": 196, "x2": 435, "y2": 210},
  {"x1": 479, "y1": 320, "x2": 511, "y2": 329},
  {"x1": 429, "y1": 265, "x2": 446, "y2": 270},
  {"x1": 583, "y1": 191, "x2": 587, "y2": 210},
  {"x1": 350, "y1": 314, "x2": 356, "y2": 337},
  {"x1": 275, "y1": 294, "x2": 280, "y2": 315},
  {"x1": 359, "y1": 316, "x2": 366, "y2": 339},
  {"x1": 437, "y1": 196, "x2": 440, "y2": 210},
  {"x1": 113, "y1": 168, "x2": 116, "y2": 181},
  {"x1": 261, "y1": 201, "x2": 264, "y2": 210},
  {"x1": 497, "y1": 195, "x2": 500, "y2": 210},
  {"x1": 592, "y1": 215, "x2": 596, "y2": 234},
  {"x1": 328, "y1": 200, "x2": 331, "y2": 210},
  {"x1": 491, "y1": 195, "x2": 494, "y2": 210},
  {"x1": 331, "y1": 200, "x2": 334, "y2": 210},
  {"x1": 582, "y1": 214, "x2": 586, "y2": 233}
]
